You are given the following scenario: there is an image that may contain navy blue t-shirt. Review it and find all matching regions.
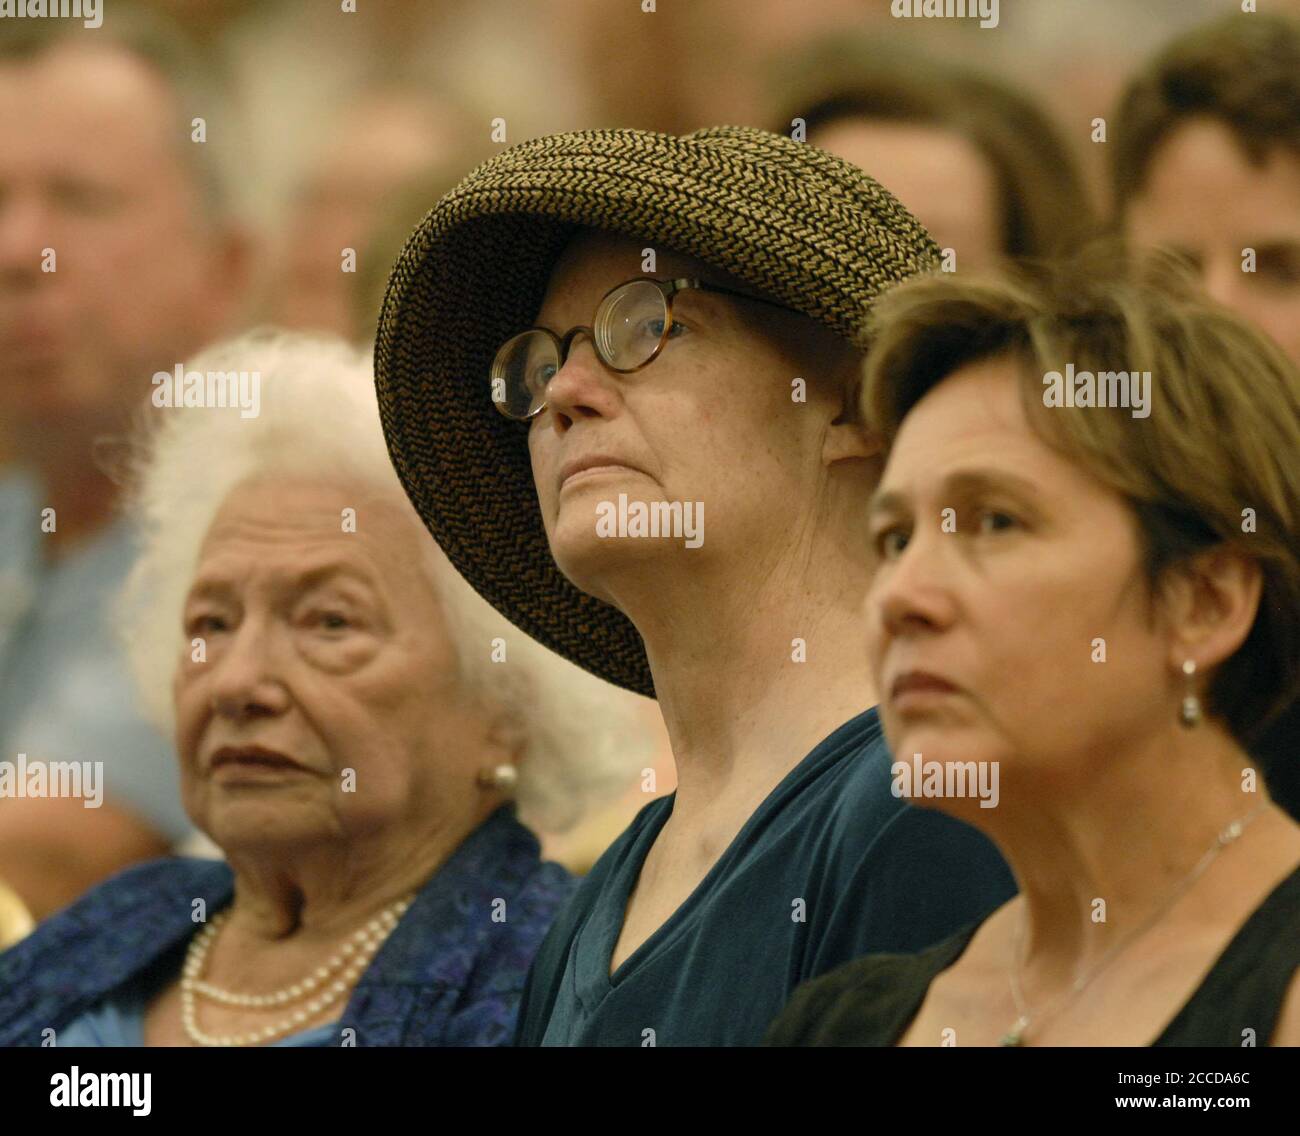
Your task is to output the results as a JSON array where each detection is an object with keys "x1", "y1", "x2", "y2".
[{"x1": 515, "y1": 707, "x2": 1017, "y2": 1046}]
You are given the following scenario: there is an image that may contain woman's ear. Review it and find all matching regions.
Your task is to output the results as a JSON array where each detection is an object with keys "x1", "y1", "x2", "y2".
[
  {"x1": 823, "y1": 419, "x2": 883, "y2": 466},
  {"x1": 1160, "y1": 546, "x2": 1263, "y2": 672},
  {"x1": 822, "y1": 368, "x2": 884, "y2": 481}
]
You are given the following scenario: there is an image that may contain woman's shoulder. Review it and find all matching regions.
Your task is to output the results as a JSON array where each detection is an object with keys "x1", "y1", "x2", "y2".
[
  {"x1": 509, "y1": 856, "x2": 580, "y2": 930},
  {"x1": 79, "y1": 855, "x2": 233, "y2": 907},
  {"x1": 7, "y1": 856, "x2": 230, "y2": 951},
  {"x1": 1158, "y1": 857, "x2": 1300, "y2": 1047},
  {"x1": 1, "y1": 857, "x2": 230, "y2": 976},
  {"x1": 765, "y1": 925, "x2": 980, "y2": 1047},
  {"x1": 0, "y1": 857, "x2": 232, "y2": 1046}
]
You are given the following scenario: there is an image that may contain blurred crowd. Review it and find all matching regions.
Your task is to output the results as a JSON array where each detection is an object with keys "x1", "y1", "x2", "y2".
[{"x1": 0, "y1": 0, "x2": 1297, "y2": 935}]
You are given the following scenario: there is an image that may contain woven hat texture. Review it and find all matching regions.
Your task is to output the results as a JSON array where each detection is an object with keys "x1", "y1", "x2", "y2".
[{"x1": 374, "y1": 125, "x2": 939, "y2": 697}]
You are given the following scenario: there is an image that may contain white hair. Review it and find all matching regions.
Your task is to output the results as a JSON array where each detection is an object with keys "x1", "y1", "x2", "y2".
[{"x1": 117, "y1": 329, "x2": 652, "y2": 833}]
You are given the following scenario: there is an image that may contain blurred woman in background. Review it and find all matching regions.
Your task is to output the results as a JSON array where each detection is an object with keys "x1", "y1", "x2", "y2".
[{"x1": 772, "y1": 39, "x2": 1097, "y2": 272}]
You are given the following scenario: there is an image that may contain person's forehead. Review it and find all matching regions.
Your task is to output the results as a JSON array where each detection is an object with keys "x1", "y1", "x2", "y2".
[
  {"x1": 0, "y1": 41, "x2": 178, "y2": 151},
  {"x1": 202, "y1": 478, "x2": 416, "y2": 555},
  {"x1": 1135, "y1": 119, "x2": 1300, "y2": 219},
  {"x1": 902, "y1": 357, "x2": 1027, "y2": 439}
]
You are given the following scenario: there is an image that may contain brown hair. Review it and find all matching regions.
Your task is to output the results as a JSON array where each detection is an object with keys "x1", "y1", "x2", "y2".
[
  {"x1": 1112, "y1": 12, "x2": 1300, "y2": 211},
  {"x1": 860, "y1": 257, "x2": 1300, "y2": 749},
  {"x1": 769, "y1": 38, "x2": 1096, "y2": 261}
]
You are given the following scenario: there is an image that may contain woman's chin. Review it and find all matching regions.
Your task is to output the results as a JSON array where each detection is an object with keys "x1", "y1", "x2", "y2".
[
  {"x1": 201, "y1": 805, "x2": 327, "y2": 853},
  {"x1": 550, "y1": 532, "x2": 649, "y2": 602},
  {"x1": 883, "y1": 720, "x2": 992, "y2": 767}
]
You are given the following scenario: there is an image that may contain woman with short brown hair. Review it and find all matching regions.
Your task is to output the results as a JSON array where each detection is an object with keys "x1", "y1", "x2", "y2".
[{"x1": 768, "y1": 262, "x2": 1300, "y2": 1046}]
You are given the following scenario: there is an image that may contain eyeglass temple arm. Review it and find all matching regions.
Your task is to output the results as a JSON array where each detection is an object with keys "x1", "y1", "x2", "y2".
[{"x1": 675, "y1": 277, "x2": 800, "y2": 315}]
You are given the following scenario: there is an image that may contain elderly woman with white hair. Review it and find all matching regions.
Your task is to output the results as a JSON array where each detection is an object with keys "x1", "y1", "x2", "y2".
[{"x1": 0, "y1": 332, "x2": 646, "y2": 1047}]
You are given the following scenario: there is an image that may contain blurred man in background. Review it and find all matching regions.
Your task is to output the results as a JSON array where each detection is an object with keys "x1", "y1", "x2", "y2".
[
  {"x1": 0, "y1": 9, "x2": 250, "y2": 918},
  {"x1": 1115, "y1": 12, "x2": 1300, "y2": 365},
  {"x1": 1113, "y1": 11, "x2": 1300, "y2": 817}
]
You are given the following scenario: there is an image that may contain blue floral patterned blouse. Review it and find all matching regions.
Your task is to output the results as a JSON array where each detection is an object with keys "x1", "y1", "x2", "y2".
[{"x1": 0, "y1": 804, "x2": 575, "y2": 1046}]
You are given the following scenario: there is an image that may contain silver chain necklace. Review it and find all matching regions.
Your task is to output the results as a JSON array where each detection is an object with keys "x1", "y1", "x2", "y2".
[{"x1": 1001, "y1": 799, "x2": 1268, "y2": 1047}]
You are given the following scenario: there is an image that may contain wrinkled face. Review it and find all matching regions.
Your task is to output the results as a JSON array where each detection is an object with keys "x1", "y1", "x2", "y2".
[
  {"x1": 526, "y1": 230, "x2": 854, "y2": 605},
  {"x1": 812, "y1": 119, "x2": 1002, "y2": 271},
  {"x1": 1125, "y1": 117, "x2": 1300, "y2": 367},
  {"x1": 0, "y1": 43, "x2": 232, "y2": 435},
  {"x1": 865, "y1": 357, "x2": 1174, "y2": 795},
  {"x1": 174, "y1": 478, "x2": 471, "y2": 853}
]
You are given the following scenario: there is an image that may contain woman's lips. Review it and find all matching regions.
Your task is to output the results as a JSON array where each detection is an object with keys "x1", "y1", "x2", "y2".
[
  {"x1": 890, "y1": 672, "x2": 961, "y2": 706},
  {"x1": 557, "y1": 454, "x2": 647, "y2": 493},
  {"x1": 560, "y1": 464, "x2": 636, "y2": 490},
  {"x1": 208, "y1": 745, "x2": 310, "y2": 779}
]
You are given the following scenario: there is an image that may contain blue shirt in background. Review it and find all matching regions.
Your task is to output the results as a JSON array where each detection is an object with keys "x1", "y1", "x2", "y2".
[
  {"x1": 0, "y1": 469, "x2": 192, "y2": 844},
  {"x1": 515, "y1": 707, "x2": 1018, "y2": 1046}
]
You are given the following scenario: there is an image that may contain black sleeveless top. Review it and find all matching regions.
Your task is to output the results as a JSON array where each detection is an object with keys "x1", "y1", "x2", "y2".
[{"x1": 764, "y1": 863, "x2": 1300, "y2": 1047}]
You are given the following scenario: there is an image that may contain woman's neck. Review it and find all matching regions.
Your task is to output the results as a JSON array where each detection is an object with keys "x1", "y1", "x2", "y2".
[
  {"x1": 629, "y1": 545, "x2": 878, "y2": 816},
  {"x1": 983, "y1": 727, "x2": 1300, "y2": 988},
  {"x1": 220, "y1": 812, "x2": 478, "y2": 942}
]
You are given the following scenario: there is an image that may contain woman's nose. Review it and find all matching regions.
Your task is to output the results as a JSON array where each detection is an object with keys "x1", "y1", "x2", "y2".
[
  {"x1": 543, "y1": 333, "x2": 621, "y2": 430},
  {"x1": 205, "y1": 621, "x2": 291, "y2": 720},
  {"x1": 871, "y1": 528, "x2": 957, "y2": 638}
]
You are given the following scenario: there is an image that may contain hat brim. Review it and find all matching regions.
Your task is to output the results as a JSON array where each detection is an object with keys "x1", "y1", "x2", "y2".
[{"x1": 374, "y1": 127, "x2": 938, "y2": 698}]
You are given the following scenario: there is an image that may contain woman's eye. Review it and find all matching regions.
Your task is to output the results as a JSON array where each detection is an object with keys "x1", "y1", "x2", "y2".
[
  {"x1": 874, "y1": 527, "x2": 909, "y2": 559},
  {"x1": 188, "y1": 614, "x2": 228, "y2": 635},
  {"x1": 641, "y1": 317, "x2": 685, "y2": 340},
  {"x1": 977, "y1": 510, "x2": 1019, "y2": 535},
  {"x1": 530, "y1": 361, "x2": 557, "y2": 391},
  {"x1": 304, "y1": 610, "x2": 353, "y2": 632},
  {"x1": 1258, "y1": 256, "x2": 1300, "y2": 286}
]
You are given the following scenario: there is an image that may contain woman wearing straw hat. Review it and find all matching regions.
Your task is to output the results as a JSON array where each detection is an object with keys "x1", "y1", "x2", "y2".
[{"x1": 374, "y1": 126, "x2": 1017, "y2": 1046}]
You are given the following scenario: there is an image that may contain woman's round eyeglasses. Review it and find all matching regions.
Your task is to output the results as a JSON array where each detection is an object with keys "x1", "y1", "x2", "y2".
[{"x1": 490, "y1": 276, "x2": 796, "y2": 421}]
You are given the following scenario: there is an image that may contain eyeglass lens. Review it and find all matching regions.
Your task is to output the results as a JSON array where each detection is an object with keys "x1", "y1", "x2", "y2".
[{"x1": 493, "y1": 279, "x2": 671, "y2": 419}]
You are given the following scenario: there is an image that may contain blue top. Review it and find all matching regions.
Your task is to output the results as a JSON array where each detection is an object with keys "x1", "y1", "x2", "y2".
[
  {"x1": 0, "y1": 469, "x2": 192, "y2": 843},
  {"x1": 515, "y1": 708, "x2": 1018, "y2": 1046},
  {"x1": 0, "y1": 805, "x2": 576, "y2": 1046},
  {"x1": 56, "y1": 981, "x2": 339, "y2": 1047}
]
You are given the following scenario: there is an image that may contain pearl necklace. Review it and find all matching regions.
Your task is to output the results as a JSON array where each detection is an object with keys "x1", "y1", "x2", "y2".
[
  {"x1": 180, "y1": 893, "x2": 414, "y2": 1047},
  {"x1": 1001, "y1": 801, "x2": 1266, "y2": 1046}
]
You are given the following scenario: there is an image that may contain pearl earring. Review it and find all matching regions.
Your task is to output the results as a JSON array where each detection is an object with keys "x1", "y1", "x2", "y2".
[
  {"x1": 1179, "y1": 659, "x2": 1201, "y2": 728},
  {"x1": 477, "y1": 764, "x2": 518, "y2": 792}
]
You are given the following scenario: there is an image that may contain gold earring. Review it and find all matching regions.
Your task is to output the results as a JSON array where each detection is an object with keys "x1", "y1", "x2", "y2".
[
  {"x1": 1180, "y1": 659, "x2": 1201, "y2": 728},
  {"x1": 477, "y1": 764, "x2": 518, "y2": 792}
]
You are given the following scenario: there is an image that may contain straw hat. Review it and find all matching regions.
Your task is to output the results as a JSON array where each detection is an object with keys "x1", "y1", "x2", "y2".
[{"x1": 374, "y1": 125, "x2": 938, "y2": 697}]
